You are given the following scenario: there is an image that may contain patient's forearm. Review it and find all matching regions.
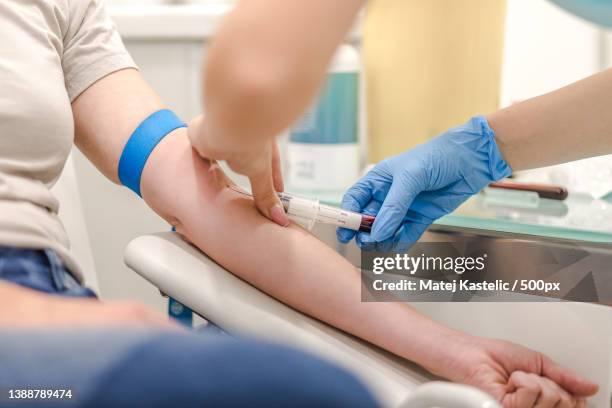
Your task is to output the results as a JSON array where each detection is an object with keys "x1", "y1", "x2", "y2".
[{"x1": 141, "y1": 131, "x2": 474, "y2": 378}]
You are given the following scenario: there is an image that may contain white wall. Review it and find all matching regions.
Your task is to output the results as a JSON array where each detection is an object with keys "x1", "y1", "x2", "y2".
[
  {"x1": 501, "y1": 0, "x2": 601, "y2": 107},
  {"x1": 502, "y1": 0, "x2": 612, "y2": 197},
  {"x1": 51, "y1": 155, "x2": 100, "y2": 292}
]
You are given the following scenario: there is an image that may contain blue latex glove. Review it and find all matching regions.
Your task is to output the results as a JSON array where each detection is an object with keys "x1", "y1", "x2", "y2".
[{"x1": 337, "y1": 116, "x2": 512, "y2": 252}]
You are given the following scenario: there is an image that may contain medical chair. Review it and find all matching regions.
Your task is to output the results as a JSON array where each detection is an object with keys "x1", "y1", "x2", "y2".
[{"x1": 124, "y1": 229, "x2": 611, "y2": 408}]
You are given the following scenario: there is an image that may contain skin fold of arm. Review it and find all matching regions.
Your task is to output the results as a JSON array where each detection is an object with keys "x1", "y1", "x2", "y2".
[
  {"x1": 73, "y1": 69, "x2": 598, "y2": 405},
  {"x1": 488, "y1": 67, "x2": 612, "y2": 170}
]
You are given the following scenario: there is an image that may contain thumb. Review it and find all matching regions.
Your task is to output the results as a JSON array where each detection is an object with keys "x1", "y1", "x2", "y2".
[
  {"x1": 542, "y1": 357, "x2": 599, "y2": 397},
  {"x1": 371, "y1": 179, "x2": 419, "y2": 242},
  {"x1": 250, "y1": 165, "x2": 289, "y2": 227}
]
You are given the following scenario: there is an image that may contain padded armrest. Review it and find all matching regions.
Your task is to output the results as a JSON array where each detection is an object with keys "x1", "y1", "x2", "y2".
[
  {"x1": 124, "y1": 232, "x2": 499, "y2": 407},
  {"x1": 125, "y1": 232, "x2": 610, "y2": 407}
]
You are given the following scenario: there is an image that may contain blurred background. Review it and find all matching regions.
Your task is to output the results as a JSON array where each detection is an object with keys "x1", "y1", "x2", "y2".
[{"x1": 58, "y1": 0, "x2": 612, "y2": 312}]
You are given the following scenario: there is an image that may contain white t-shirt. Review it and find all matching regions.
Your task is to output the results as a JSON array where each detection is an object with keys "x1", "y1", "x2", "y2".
[{"x1": 0, "y1": 0, "x2": 136, "y2": 281}]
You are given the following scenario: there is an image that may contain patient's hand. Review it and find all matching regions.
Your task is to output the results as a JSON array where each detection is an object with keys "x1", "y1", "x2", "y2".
[
  {"x1": 0, "y1": 282, "x2": 180, "y2": 330},
  {"x1": 449, "y1": 337, "x2": 597, "y2": 407}
]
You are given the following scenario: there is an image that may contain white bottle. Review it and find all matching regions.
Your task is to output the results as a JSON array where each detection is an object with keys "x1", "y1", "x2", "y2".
[{"x1": 287, "y1": 45, "x2": 361, "y2": 193}]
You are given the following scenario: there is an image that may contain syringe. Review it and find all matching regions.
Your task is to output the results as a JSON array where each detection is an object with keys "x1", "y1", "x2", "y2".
[{"x1": 230, "y1": 186, "x2": 375, "y2": 232}]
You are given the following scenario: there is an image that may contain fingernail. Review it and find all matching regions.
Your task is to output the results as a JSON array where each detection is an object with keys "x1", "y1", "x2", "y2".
[{"x1": 270, "y1": 205, "x2": 290, "y2": 227}]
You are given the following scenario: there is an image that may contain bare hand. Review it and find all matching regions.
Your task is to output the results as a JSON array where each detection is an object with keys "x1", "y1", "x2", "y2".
[
  {"x1": 1, "y1": 282, "x2": 181, "y2": 330},
  {"x1": 448, "y1": 337, "x2": 598, "y2": 407},
  {"x1": 188, "y1": 115, "x2": 288, "y2": 226}
]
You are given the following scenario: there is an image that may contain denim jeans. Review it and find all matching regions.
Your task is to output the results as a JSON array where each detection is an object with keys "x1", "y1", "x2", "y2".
[
  {"x1": 0, "y1": 248, "x2": 378, "y2": 408},
  {"x1": 0, "y1": 247, "x2": 96, "y2": 298}
]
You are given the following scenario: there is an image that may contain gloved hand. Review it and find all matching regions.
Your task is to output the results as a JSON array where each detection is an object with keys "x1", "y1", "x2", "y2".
[{"x1": 337, "y1": 116, "x2": 512, "y2": 252}]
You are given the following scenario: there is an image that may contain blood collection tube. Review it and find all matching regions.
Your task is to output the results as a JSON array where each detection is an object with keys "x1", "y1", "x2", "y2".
[
  {"x1": 278, "y1": 192, "x2": 375, "y2": 233},
  {"x1": 230, "y1": 186, "x2": 376, "y2": 233}
]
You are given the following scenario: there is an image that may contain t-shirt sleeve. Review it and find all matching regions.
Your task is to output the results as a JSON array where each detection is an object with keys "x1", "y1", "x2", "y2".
[{"x1": 62, "y1": 0, "x2": 137, "y2": 101}]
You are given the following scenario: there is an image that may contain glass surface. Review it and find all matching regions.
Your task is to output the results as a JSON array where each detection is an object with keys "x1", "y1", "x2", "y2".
[{"x1": 307, "y1": 190, "x2": 612, "y2": 244}]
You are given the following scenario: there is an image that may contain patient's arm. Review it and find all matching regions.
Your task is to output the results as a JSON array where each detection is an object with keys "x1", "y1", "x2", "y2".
[
  {"x1": 141, "y1": 131, "x2": 597, "y2": 405},
  {"x1": 143, "y1": 131, "x2": 461, "y2": 375},
  {"x1": 73, "y1": 69, "x2": 597, "y2": 407}
]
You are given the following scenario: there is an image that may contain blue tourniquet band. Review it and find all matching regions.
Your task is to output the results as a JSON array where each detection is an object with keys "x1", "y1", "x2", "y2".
[{"x1": 118, "y1": 109, "x2": 186, "y2": 197}]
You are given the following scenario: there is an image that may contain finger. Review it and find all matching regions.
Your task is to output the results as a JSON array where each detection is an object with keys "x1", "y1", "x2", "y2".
[
  {"x1": 356, "y1": 232, "x2": 395, "y2": 252},
  {"x1": 554, "y1": 389, "x2": 576, "y2": 408},
  {"x1": 337, "y1": 178, "x2": 377, "y2": 244},
  {"x1": 271, "y1": 140, "x2": 284, "y2": 193},
  {"x1": 147, "y1": 314, "x2": 185, "y2": 331},
  {"x1": 392, "y1": 220, "x2": 430, "y2": 253},
  {"x1": 342, "y1": 185, "x2": 371, "y2": 212},
  {"x1": 367, "y1": 222, "x2": 407, "y2": 253},
  {"x1": 361, "y1": 199, "x2": 383, "y2": 216},
  {"x1": 341, "y1": 168, "x2": 389, "y2": 213},
  {"x1": 543, "y1": 377, "x2": 579, "y2": 408},
  {"x1": 505, "y1": 371, "x2": 541, "y2": 408},
  {"x1": 352, "y1": 200, "x2": 386, "y2": 249},
  {"x1": 337, "y1": 200, "x2": 382, "y2": 244},
  {"x1": 356, "y1": 232, "x2": 381, "y2": 251},
  {"x1": 541, "y1": 356, "x2": 599, "y2": 397},
  {"x1": 533, "y1": 376, "x2": 562, "y2": 408},
  {"x1": 371, "y1": 178, "x2": 420, "y2": 243},
  {"x1": 337, "y1": 227, "x2": 356, "y2": 244},
  {"x1": 250, "y1": 165, "x2": 289, "y2": 227}
]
